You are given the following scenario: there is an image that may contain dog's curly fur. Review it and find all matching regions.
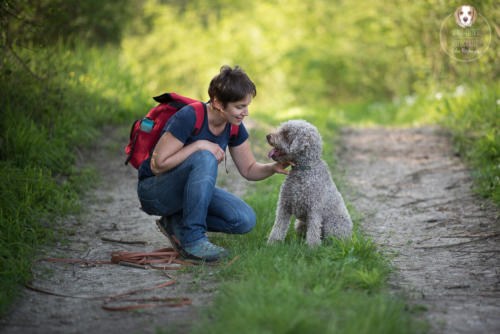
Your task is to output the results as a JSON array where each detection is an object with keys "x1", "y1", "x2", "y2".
[{"x1": 266, "y1": 120, "x2": 352, "y2": 247}]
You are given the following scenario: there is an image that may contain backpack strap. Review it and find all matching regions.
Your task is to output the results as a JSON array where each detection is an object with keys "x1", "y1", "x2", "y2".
[
  {"x1": 190, "y1": 102, "x2": 205, "y2": 136},
  {"x1": 185, "y1": 99, "x2": 238, "y2": 139},
  {"x1": 229, "y1": 124, "x2": 239, "y2": 141}
]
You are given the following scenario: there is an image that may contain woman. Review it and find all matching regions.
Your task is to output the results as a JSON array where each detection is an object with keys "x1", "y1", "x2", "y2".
[{"x1": 137, "y1": 65, "x2": 291, "y2": 261}]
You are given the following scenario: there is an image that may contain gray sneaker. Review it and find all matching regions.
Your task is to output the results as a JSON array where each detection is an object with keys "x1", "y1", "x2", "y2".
[{"x1": 183, "y1": 239, "x2": 230, "y2": 262}]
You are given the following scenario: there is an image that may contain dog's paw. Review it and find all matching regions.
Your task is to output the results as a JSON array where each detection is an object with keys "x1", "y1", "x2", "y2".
[
  {"x1": 305, "y1": 238, "x2": 322, "y2": 248},
  {"x1": 267, "y1": 234, "x2": 281, "y2": 245}
]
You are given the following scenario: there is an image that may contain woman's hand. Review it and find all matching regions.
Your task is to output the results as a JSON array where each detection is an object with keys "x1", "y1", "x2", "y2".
[
  {"x1": 272, "y1": 160, "x2": 295, "y2": 175},
  {"x1": 150, "y1": 134, "x2": 225, "y2": 174},
  {"x1": 196, "y1": 140, "x2": 225, "y2": 163}
]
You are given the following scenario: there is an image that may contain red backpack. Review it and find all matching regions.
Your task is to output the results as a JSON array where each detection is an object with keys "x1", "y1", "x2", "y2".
[{"x1": 124, "y1": 93, "x2": 239, "y2": 169}]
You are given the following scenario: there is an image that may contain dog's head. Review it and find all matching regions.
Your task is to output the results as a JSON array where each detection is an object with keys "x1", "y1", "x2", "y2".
[
  {"x1": 455, "y1": 5, "x2": 477, "y2": 27},
  {"x1": 266, "y1": 120, "x2": 322, "y2": 164}
]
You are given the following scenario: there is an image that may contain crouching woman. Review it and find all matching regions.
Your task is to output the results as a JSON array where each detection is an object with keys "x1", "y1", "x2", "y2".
[{"x1": 137, "y1": 65, "x2": 291, "y2": 262}]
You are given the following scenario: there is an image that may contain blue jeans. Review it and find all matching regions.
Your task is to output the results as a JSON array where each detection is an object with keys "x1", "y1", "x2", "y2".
[{"x1": 137, "y1": 150, "x2": 256, "y2": 247}]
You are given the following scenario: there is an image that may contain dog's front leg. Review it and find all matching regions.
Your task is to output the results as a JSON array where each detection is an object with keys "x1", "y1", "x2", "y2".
[
  {"x1": 305, "y1": 213, "x2": 322, "y2": 247},
  {"x1": 267, "y1": 201, "x2": 292, "y2": 244}
]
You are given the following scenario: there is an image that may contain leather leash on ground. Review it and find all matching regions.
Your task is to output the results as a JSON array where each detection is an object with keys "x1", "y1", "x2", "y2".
[{"x1": 25, "y1": 247, "x2": 238, "y2": 311}]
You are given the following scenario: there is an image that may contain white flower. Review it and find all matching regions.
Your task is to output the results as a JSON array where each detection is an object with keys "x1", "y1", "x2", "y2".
[
  {"x1": 435, "y1": 92, "x2": 443, "y2": 100},
  {"x1": 405, "y1": 95, "x2": 416, "y2": 105},
  {"x1": 496, "y1": 99, "x2": 500, "y2": 105},
  {"x1": 454, "y1": 85, "x2": 465, "y2": 97}
]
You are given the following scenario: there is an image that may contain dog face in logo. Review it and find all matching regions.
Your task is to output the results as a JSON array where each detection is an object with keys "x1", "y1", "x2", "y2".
[{"x1": 455, "y1": 5, "x2": 477, "y2": 27}]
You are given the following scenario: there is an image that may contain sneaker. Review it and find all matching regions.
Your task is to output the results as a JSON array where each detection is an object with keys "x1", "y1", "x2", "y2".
[
  {"x1": 156, "y1": 216, "x2": 184, "y2": 254},
  {"x1": 183, "y1": 239, "x2": 230, "y2": 262}
]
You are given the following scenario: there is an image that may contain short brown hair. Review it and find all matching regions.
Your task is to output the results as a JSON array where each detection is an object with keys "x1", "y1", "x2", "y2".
[{"x1": 208, "y1": 65, "x2": 256, "y2": 107}]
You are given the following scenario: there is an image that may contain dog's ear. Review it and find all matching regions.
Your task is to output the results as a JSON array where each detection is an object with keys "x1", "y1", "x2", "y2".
[
  {"x1": 282, "y1": 128, "x2": 291, "y2": 144},
  {"x1": 289, "y1": 133, "x2": 314, "y2": 153},
  {"x1": 289, "y1": 135, "x2": 306, "y2": 153},
  {"x1": 454, "y1": 7, "x2": 461, "y2": 25},
  {"x1": 471, "y1": 6, "x2": 477, "y2": 24}
]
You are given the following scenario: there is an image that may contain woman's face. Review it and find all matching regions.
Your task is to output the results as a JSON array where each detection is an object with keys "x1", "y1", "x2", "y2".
[{"x1": 217, "y1": 94, "x2": 252, "y2": 125}]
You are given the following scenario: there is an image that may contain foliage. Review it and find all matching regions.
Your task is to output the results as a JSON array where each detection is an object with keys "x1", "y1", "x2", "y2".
[
  {"x1": 440, "y1": 85, "x2": 500, "y2": 203},
  {"x1": 122, "y1": 0, "x2": 498, "y2": 205},
  {"x1": 0, "y1": 42, "x2": 148, "y2": 315},
  {"x1": 0, "y1": 0, "x2": 139, "y2": 47},
  {"x1": 122, "y1": 0, "x2": 499, "y2": 107}
]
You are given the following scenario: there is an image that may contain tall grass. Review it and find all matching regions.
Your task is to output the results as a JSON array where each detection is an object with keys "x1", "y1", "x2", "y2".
[
  {"x1": 440, "y1": 85, "x2": 500, "y2": 204},
  {"x1": 0, "y1": 42, "x2": 148, "y2": 315}
]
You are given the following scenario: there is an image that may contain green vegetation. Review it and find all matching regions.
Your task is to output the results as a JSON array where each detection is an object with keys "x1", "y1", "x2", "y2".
[
  {"x1": 0, "y1": 0, "x2": 149, "y2": 312},
  {"x1": 198, "y1": 215, "x2": 424, "y2": 333},
  {"x1": 122, "y1": 0, "x2": 498, "y2": 106},
  {"x1": 1, "y1": 0, "x2": 498, "y2": 329},
  {"x1": 121, "y1": 0, "x2": 499, "y2": 202},
  {"x1": 440, "y1": 85, "x2": 500, "y2": 203},
  {"x1": 0, "y1": 42, "x2": 149, "y2": 313}
]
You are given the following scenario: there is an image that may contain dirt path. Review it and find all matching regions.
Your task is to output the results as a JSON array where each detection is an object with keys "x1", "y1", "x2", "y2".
[
  {"x1": 0, "y1": 127, "x2": 250, "y2": 334},
  {"x1": 338, "y1": 126, "x2": 500, "y2": 334}
]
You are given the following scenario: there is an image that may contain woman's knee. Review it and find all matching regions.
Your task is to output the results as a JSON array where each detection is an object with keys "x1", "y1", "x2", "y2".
[
  {"x1": 186, "y1": 150, "x2": 218, "y2": 185},
  {"x1": 235, "y1": 206, "x2": 256, "y2": 234},
  {"x1": 190, "y1": 150, "x2": 218, "y2": 169}
]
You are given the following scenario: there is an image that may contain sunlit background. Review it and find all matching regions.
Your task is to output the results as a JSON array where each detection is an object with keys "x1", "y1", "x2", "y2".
[{"x1": 121, "y1": 0, "x2": 498, "y2": 125}]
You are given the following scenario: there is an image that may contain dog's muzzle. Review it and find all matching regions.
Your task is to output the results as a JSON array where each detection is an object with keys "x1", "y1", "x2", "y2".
[{"x1": 268, "y1": 148, "x2": 286, "y2": 161}]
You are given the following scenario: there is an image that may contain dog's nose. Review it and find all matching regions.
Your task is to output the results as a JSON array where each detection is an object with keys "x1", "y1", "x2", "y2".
[
  {"x1": 463, "y1": 17, "x2": 468, "y2": 21},
  {"x1": 266, "y1": 134, "x2": 271, "y2": 141}
]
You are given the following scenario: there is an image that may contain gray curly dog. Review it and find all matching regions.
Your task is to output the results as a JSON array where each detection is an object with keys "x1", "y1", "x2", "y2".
[{"x1": 266, "y1": 120, "x2": 352, "y2": 247}]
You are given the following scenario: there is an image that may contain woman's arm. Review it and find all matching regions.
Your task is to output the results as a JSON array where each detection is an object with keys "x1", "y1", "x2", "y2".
[
  {"x1": 229, "y1": 140, "x2": 292, "y2": 181},
  {"x1": 150, "y1": 132, "x2": 225, "y2": 175}
]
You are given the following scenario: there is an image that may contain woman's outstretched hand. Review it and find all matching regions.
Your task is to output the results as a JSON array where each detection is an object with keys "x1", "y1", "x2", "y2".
[{"x1": 272, "y1": 160, "x2": 295, "y2": 175}]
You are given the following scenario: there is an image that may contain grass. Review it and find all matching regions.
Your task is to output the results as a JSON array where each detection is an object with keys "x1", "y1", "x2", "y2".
[
  {"x1": 0, "y1": 41, "x2": 148, "y2": 315},
  {"x1": 439, "y1": 85, "x2": 500, "y2": 204}
]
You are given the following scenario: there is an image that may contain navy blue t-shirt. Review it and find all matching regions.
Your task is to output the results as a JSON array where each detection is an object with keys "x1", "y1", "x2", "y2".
[{"x1": 138, "y1": 103, "x2": 249, "y2": 180}]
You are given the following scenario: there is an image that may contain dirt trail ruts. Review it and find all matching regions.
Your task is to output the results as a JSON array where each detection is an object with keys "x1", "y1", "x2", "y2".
[
  {"x1": 338, "y1": 126, "x2": 500, "y2": 334},
  {"x1": 0, "y1": 127, "x2": 251, "y2": 334}
]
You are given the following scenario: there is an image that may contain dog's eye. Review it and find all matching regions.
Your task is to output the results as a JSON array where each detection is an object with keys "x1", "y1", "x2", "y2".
[
  {"x1": 468, "y1": 11, "x2": 471, "y2": 15},
  {"x1": 460, "y1": 11, "x2": 463, "y2": 15}
]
